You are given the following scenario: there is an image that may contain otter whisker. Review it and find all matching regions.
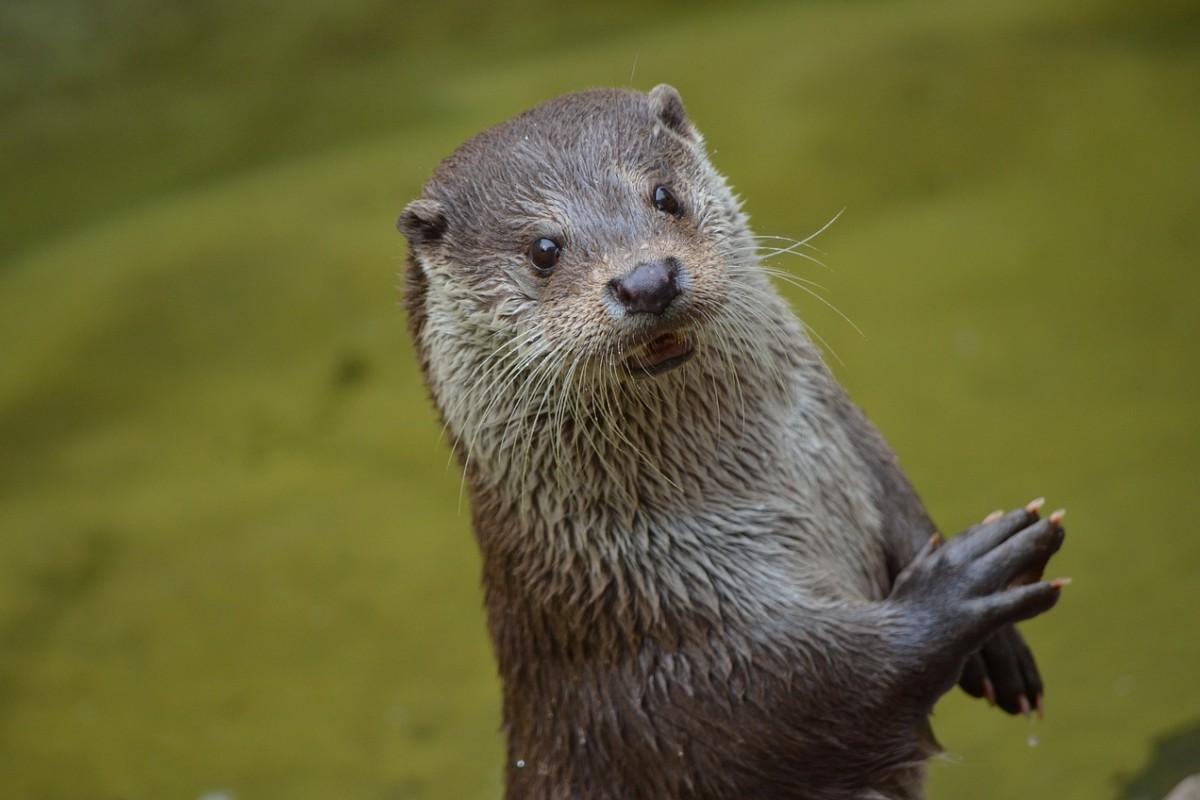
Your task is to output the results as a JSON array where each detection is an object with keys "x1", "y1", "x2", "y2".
[
  {"x1": 752, "y1": 208, "x2": 845, "y2": 255},
  {"x1": 700, "y1": 307, "x2": 749, "y2": 430},
  {"x1": 750, "y1": 233, "x2": 821, "y2": 245},
  {"x1": 511, "y1": 359, "x2": 554, "y2": 487},
  {"x1": 762, "y1": 246, "x2": 831, "y2": 272},
  {"x1": 712, "y1": 284, "x2": 796, "y2": 397},
  {"x1": 727, "y1": 263, "x2": 864, "y2": 340},
  {"x1": 581, "y1": 369, "x2": 659, "y2": 497},
  {"x1": 726, "y1": 263, "x2": 837, "y2": 349},
  {"x1": 744, "y1": 241, "x2": 823, "y2": 257},
  {"x1": 551, "y1": 348, "x2": 586, "y2": 470},
  {"x1": 515, "y1": 344, "x2": 575, "y2": 501},
  {"x1": 729, "y1": 241, "x2": 833, "y2": 272},
  {"x1": 458, "y1": 327, "x2": 549, "y2": 479},
  {"x1": 797, "y1": 207, "x2": 846, "y2": 247},
  {"x1": 726, "y1": 260, "x2": 832, "y2": 294},
  {"x1": 454, "y1": 337, "x2": 545, "y2": 511},
  {"x1": 467, "y1": 328, "x2": 546, "y2": 427}
]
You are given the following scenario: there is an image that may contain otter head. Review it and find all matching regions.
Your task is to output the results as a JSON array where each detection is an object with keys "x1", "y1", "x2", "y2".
[{"x1": 399, "y1": 85, "x2": 789, "y2": 476}]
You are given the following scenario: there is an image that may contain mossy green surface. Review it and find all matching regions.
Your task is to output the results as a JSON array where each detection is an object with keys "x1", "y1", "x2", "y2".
[{"x1": 2, "y1": 1, "x2": 1198, "y2": 797}]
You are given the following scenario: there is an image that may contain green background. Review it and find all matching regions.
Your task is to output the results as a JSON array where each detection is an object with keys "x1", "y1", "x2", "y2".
[{"x1": 2, "y1": 0, "x2": 1198, "y2": 797}]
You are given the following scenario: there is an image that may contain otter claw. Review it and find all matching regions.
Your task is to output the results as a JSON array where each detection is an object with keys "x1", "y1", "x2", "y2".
[{"x1": 982, "y1": 678, "x2": 996, "y2": 706}]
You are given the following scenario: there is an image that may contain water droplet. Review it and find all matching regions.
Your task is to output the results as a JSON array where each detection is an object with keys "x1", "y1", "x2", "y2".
[{"x1": 1027, "y1": 733, "x2": 1040, "y2": 748}]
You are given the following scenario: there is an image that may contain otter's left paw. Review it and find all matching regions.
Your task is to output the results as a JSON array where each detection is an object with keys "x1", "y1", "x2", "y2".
[
  {"x1": 959, "y1": 624, "x2": 1043, "y2": 717},
  {"x1": 956, "y1": 502, "x2": 1060, "y2": 717}
]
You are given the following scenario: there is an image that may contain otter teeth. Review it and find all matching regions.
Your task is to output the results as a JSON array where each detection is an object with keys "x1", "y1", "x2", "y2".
[
  {"x1": 632, "y1": 332, "x2": 681, "y2": 357},
  {"x1": 626, "y1": 331, "x2": 694, "y2": 375}
]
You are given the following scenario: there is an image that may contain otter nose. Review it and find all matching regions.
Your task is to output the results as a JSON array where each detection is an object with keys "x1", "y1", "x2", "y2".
[{"x1": 609, "y1": 258, "x2": 680, "y2": 315}]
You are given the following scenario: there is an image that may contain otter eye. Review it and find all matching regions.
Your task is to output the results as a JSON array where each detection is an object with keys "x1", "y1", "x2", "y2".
[
  {"x1": 528, "y1": 237, "x2": 561, "y2": 272},
  {"x1": 653, "y1": 185, "x2": 682, "y2": 216}
]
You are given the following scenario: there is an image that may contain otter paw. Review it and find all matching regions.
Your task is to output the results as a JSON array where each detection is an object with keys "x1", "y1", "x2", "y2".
[
  {"x1": 959, "y1": 625, "x2": 1044, "y2": 717},
  {"x1": 891, "y1": 501, "x2": 1068, "y2": 654}
]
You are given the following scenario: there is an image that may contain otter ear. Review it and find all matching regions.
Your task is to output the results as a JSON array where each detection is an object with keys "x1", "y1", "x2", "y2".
[
  {"x1": 649, "y1": 84, "x2": 697, "y2": 142},
  {"x1": 396, "y1": 198, "x2": 447, "y2": 248}
]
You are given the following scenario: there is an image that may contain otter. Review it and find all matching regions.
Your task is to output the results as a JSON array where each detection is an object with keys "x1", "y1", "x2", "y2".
[{"x1": 397, "y1": 85, "x2": 1067, "y2": 800}]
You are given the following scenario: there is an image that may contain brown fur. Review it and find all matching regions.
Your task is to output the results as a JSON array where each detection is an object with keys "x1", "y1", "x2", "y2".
[{"x1": 396, "y1": 86, "x2": 1059, "y2": 799}]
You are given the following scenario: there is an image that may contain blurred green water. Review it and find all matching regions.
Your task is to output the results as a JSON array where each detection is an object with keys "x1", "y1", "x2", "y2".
[{"x1": 1, "y1": 1, "x2": 1198, "y2": 798}]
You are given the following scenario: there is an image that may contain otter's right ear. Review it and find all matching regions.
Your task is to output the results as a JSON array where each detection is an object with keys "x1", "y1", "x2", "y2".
[
  {"x1": 396, "y1": 198, "x2": 448, "y2": 248},
  {"x1": 649, "y1": 84, "x2": 698, "y2": 143}
]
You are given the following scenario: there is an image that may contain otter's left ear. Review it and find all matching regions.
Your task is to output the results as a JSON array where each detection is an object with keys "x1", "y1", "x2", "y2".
[
  {"x1": 396, "y1": 197, "x2": 448, "y2": 248},
  {"x1": 649, "y1": 84, "x2": 698, "y2": 142}
]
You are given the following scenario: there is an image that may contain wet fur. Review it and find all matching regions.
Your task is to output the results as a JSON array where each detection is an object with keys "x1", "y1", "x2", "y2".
[{"x1": 400, "y1": 87, "x2": 1024, "y2": 799}]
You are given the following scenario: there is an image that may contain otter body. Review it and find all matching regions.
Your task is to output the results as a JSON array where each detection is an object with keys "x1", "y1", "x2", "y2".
[{"x1": 398, "y1": 86, "x2": 1065, "y2": 799}]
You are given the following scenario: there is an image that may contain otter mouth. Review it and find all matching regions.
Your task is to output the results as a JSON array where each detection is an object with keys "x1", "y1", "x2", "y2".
[{"x1": 624, "y1": 331, "x2": 695, "y2": 377}]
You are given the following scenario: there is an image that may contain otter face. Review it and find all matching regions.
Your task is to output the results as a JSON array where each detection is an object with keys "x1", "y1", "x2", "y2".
[
  {"x1": 398, "y1": 85, "x2": 770, "y2": 387},
  {"x1": 397, "y1": 86, "x2": 799, "y2": 475}
]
